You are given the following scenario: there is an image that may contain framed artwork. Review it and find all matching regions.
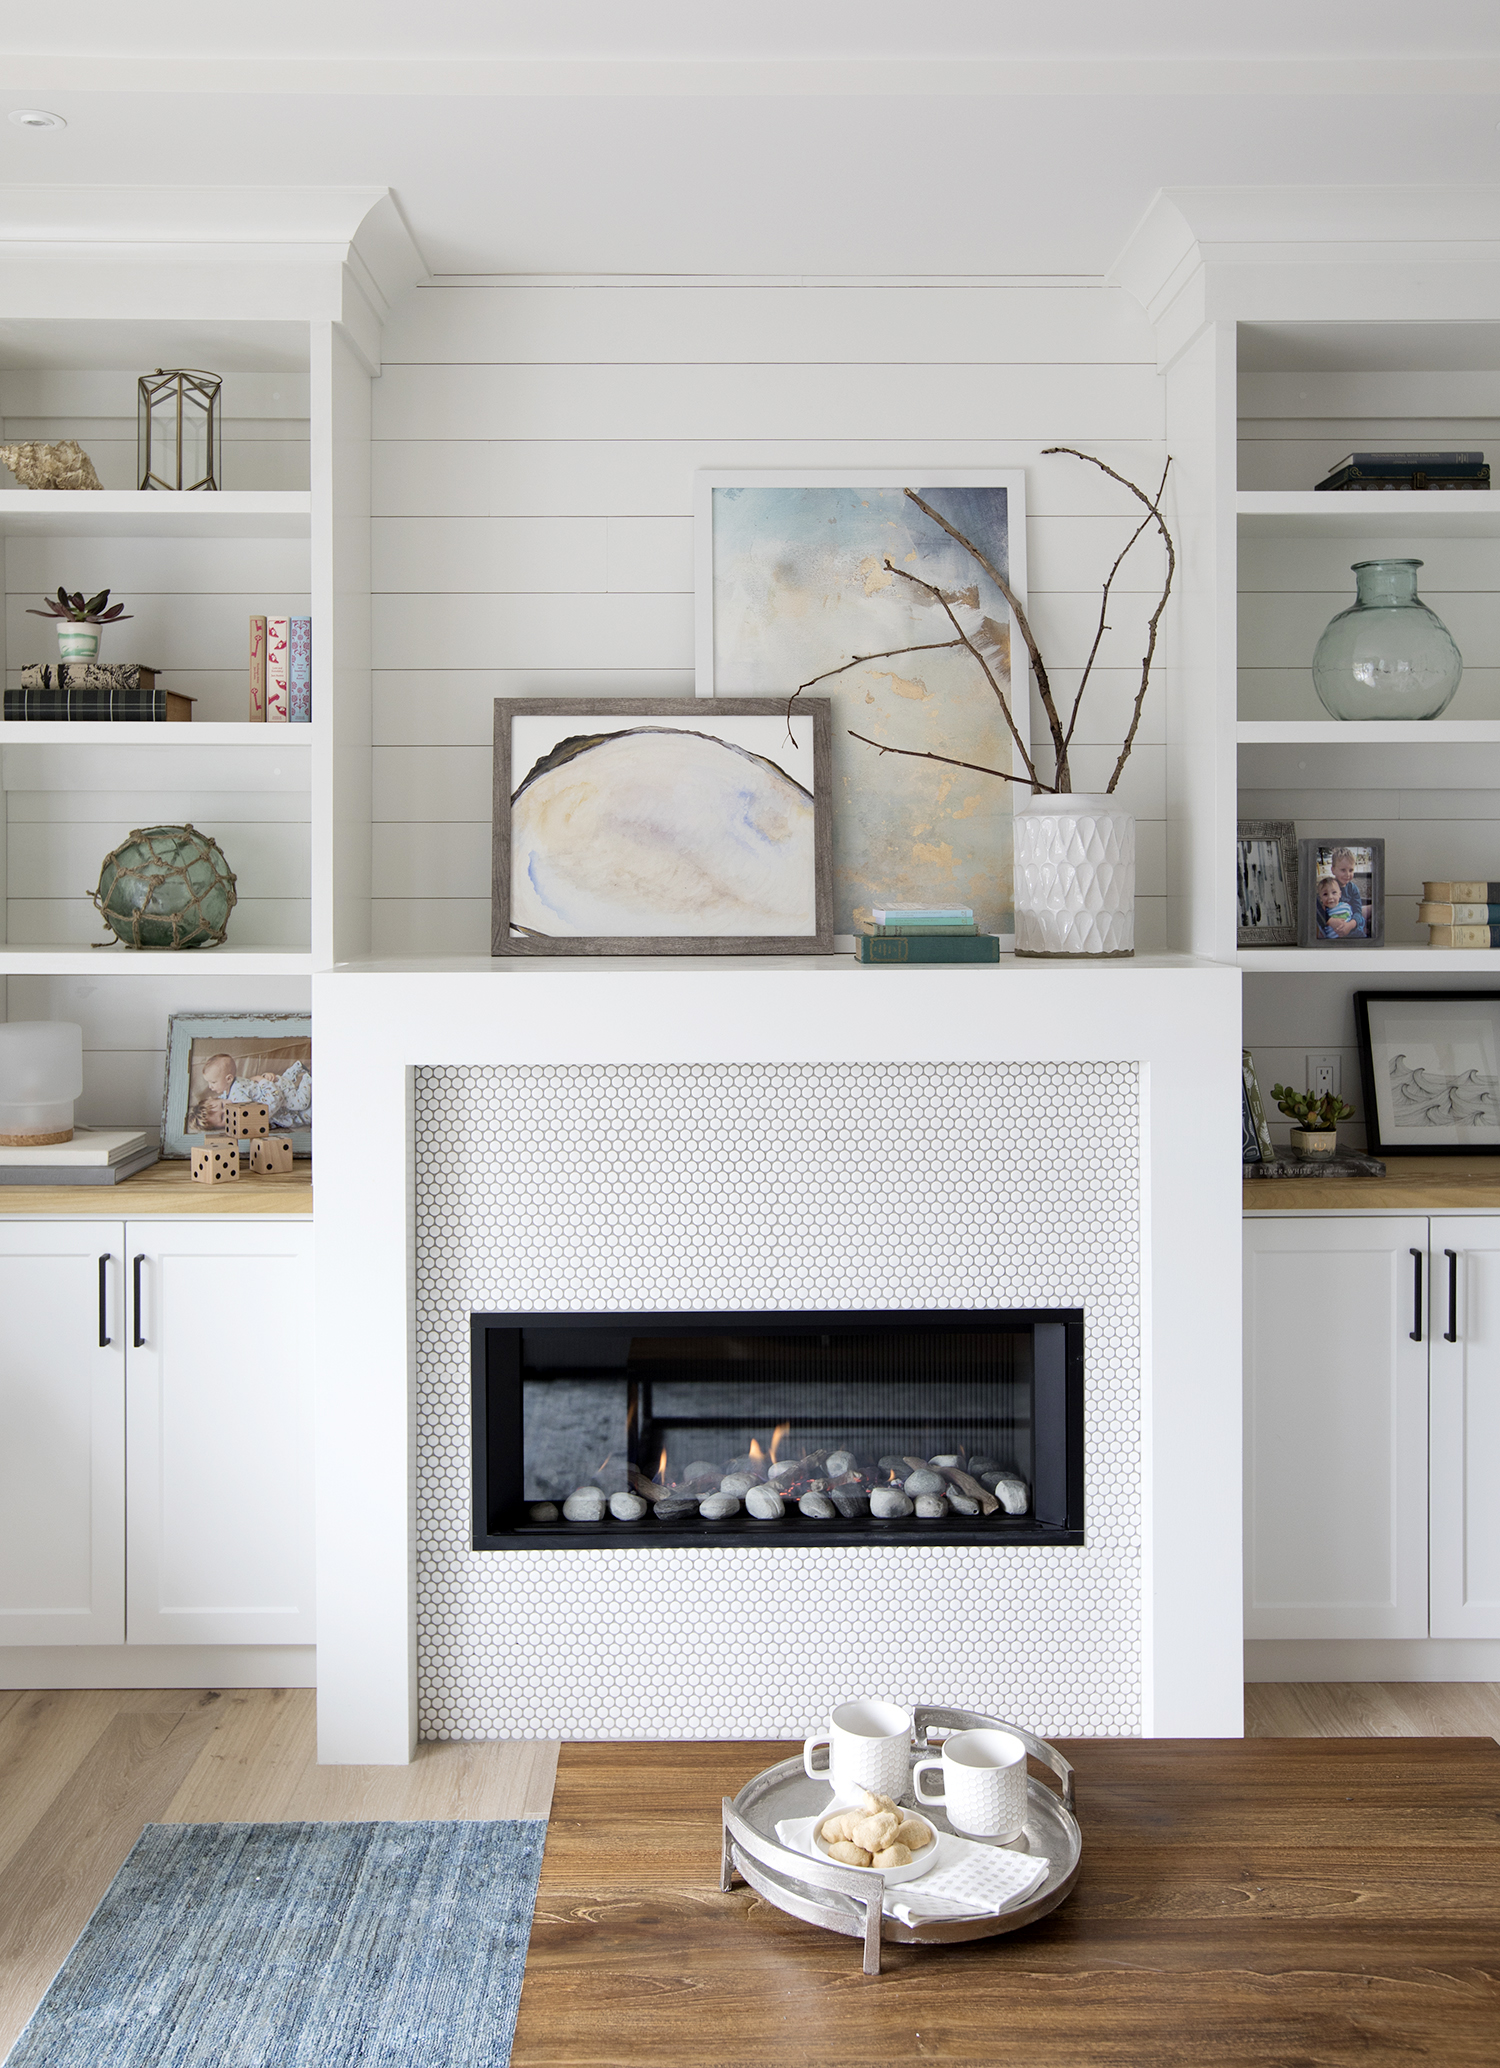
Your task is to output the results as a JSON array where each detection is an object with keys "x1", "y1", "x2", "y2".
[
  {"x1": 491, "y1": 697, "x2": 833, "y2": 955},
  {"x1": 162, "y1": 1011, "x2": 312, "y2": 1159},
  {"x1": 1237, "y1": 820, "x2": 1298, "y2": 947},
  {"x1": 1298, "y1": 838, "x2": 1384, "y2": 948},
  {"x1": 1355, "y1": 990, "x2": 1500, "y2": 1156},
  {"x1": 695, "y1": 470, "x2": 1029, "y2": 941},
  {"x1": 1242, "y1": 1050, "x2": 1276, "y2": 1164}
]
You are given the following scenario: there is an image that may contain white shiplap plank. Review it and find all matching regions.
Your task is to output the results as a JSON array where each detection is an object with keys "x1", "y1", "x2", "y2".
[
  {"x1": 7, "y1": 818, "x2": 309, "y2": 901},
  {"x1": 371, "y1": 670, "x2": 696, "y2": 745},
  {"x1": 1239, "y1": 534, "x2": 1500, "y2": 593},
  {"x1": 6, "y1": 896, "x2": 309, "y2": 948},
  {"x1": 373, "y1": 437, "x2": 1168, "y2": 520},
  {"x1": 6, "y1": 787, "x2": 310, "y2": 824},
  {"x1": 6, "y1": 535, "x2": 311, "y2": 593},
  {"x1": 373, "y1": 747, "x2": 491, "y2": 823},
  {"x1": 74, "y1": 1046, "x2": 168, "y2": 1130},
  {"x1": 380, "y1": 284, "x2": 1157, "y2": 369},
  {"x1": 6, "y1": 970, "x2": 312, "y2": 1045},
  {"x1": 371, "y1": 896, "x2": 490, "y2": 957},
  {"x1": 1238, "y1": 589, "x2": 1500, "y2": 670},
  {"x1": 370, "y1": 363, "x2": 1164, "y2": 444},
  {"x1": 371, "y1": 820, "x2": 490, "y2": 899}
]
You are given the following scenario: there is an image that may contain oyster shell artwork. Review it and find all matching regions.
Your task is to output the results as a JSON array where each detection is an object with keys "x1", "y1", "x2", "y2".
[
  {"x1": 511, "y1": 726, "x2": 816, "y2": 937},
  {"x1": 0, "y1": 439, "x2": 104, "y2": 491}
]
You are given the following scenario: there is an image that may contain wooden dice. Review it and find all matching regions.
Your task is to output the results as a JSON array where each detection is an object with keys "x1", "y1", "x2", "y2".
[
  {"x1": 190, "y1": 1142, "x2": 240, "y2": 1184},
  {"x1": 222, "y1": 1101, "x2": 271, "y2": 1139},
  {"x1": 249, "y1": 1137, "x2": 294, "y2": 1175}
]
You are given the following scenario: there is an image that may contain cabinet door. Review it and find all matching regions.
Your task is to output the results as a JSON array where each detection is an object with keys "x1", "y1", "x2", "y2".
[
  {"x1": 0, "y1": 1223, "x2": 125, "y2": 1644},
  {"x1": 1244, "y1": 1217, "x2": 1429, "y2": 1640},
  {"x1": 125, "y1": 1221, "x2": 314, "y2": 1645},
  {"x1": 1429, "y1": 1218, "x2": 1500, "y2": 1639}
]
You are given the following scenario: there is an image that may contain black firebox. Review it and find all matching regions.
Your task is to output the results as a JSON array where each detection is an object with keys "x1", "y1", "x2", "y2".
[{"x1": 471, "y1": 1307, "x2": 1084, "y2": 1549}]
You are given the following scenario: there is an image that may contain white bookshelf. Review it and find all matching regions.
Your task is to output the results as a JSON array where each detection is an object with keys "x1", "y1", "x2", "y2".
[
  {"x1": 0, "y1": 492, "x2": 311, "y2": 539},
  {"x1": 1237, "y1": 720, "x2": 1500, "y2": 745},
  {"x1": 0, "y1": 947, "x2": 314, "y2": 977},
  {"x1": 0, "y1": 722, "x2": 315, "y2": 746},
  {"x1": 1237, "y1": 489, "x2": 1500, "y2": 539}
]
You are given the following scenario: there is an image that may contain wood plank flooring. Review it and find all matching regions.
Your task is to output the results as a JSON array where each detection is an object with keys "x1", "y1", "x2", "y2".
[
  {"x1": 0, "y1": 1688, "x2": 556, "y2": 2057},
  {"x1": 511, "y1": 1736, "x2": 1500, "y2": 2068},
  {"x1": 1246, "y1": 1679, "x2": 1500, "y2": 1739}
]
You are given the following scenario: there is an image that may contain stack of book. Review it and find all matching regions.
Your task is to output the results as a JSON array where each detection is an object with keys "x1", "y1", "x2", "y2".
[
  {"x1": 1418, "y1": 882, "x2": 1500, "y2": 948},
  {"x1": 0, "y1": 1127, "x2": 158, "y2": 1186},
  {"x1": 5, "y1": 663, "x2": 192, "y2": 723},
  {"x1": 1315, "y1": 450, "x2": 1490, "y2": 492},
  {"x1": 249, "y1": 615, "x2": 312, "y2": 722},
  {"x1": 852, "y1": 905, "x2": 999, "y2": 964}
]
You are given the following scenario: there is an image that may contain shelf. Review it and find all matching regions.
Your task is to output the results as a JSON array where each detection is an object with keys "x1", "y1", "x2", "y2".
[
  {"x1": 0, "y1": 722, "x2": 314, "y2": 747},
  {"x1": 0, "y1": 947, "x2": 313, "y2": 976},
  {"x1": 1237, "y1": 491, "x2": 1500, "y2": 539},
  {"x1": 0, "y1": 492, "x2": 311, "y2": 539},
  {"x1": 0, "y1": 1156, "x2": 313, "y2": 1218},
  {"x1": 1238, "y1": 948, "x2": 1500, "y2": 972},
  {"x1": 1237, "y1": 720, "x2": 1500, "y2": 745}
]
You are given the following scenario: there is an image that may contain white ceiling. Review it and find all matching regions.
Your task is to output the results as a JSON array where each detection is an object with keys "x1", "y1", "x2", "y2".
[{"x1": 4, "y1": 3, "x2": 1500, "y2": 277}]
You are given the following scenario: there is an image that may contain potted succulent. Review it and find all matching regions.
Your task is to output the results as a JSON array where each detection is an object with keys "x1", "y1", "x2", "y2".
[
  {"x1": 1271, "y1": 1084, "x2": 1356, "y2": 1159},
  {"x1": 27, "y1": 586, "x2": 132, "y2": 664}
]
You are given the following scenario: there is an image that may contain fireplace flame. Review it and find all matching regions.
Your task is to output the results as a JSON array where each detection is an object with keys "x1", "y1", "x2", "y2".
[
  {"x1": 769, "y1": 1422, "x2": 791, "y2": 1464},
  {"x1": 748, "y1": 1437, "x2": 765, "y2": 1464},
  {"x1": 656, "y1": 1445, "x2": 668, "y2": 1484}
]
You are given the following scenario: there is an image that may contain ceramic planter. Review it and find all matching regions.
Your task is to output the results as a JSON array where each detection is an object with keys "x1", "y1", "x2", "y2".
[
  {"x1": 57, "y1": 622, "x2": 101, "y2": 663},
  {"x1": 1290, "y1": 1128, "x2": 1338, "y2": 1159},
  {"x1": 1013, "y1": 792, "x2": 1135, "y2": 957}
]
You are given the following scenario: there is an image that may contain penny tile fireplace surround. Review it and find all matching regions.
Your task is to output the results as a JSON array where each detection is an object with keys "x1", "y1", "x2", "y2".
[{"x1": 314, "y1": 963, "x2": 1242, "y2": 1762}]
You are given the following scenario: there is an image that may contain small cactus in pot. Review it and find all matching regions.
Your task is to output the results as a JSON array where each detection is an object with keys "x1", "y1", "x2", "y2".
[
  {"x1": 1271, "y1": 1084, "x2": 1355, "y2": 1159},
  {"x1": 27, "y1": 586, "x2": 132, "y2": 663}
]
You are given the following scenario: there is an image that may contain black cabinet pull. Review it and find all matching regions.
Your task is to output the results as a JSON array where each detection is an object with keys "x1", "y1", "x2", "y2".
[
  {"x1": 1409, "y1": 1248, "x2": 1423, "y2": 1342},
  {"x1": 132, "y1": 1253, "x2": 146, "y2": 1348},
  {"x1": 1445, "y1": 1249, "x2": 1459, "y2": 1344},
  {"x1": 98, "y1": 1254, "x2": 111, "y2": 1348}
]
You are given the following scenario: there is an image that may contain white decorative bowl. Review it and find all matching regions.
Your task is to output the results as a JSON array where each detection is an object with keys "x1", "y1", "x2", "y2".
[{"x1": 813, "y1": 1807, "x2": 944, "y2": 1885}]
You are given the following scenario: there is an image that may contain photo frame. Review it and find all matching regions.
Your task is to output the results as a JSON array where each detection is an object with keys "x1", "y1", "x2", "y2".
[
  {"x1": 1355, "y1": 990, "x2": 1500, "y2": 1156},
  {"x1": 1242, "y1": 1050, "x2": 1276, "y2": 1164},
  {"x1": 161, "y1": 1011, "x2": 312, "y2": 1159},
  {"x1": 1237, "y1": 820, "x2": 1298, "y2": 947},
  {"x1": 695, "y1": 470, "x2": 1028, "y2": 941},
  {"x1": 1298, "y1": 838, "x2": 1384, "y2": 948},
  {"x1": 492, "y1": 696, "x2": 833, "y2": 956}
]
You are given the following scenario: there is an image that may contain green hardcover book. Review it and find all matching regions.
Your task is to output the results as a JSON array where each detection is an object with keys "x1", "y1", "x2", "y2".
[{"x1": 856, "y1": 934, "x2": 1000, "y2": 965}]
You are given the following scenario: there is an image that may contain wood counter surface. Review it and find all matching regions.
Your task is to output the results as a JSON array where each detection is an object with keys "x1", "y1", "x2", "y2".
[
  {"x1": 0, "y1": 1156, "x2": 312, "y2": 1216},
  {"x1": 1245, "y1": 1153, "x2": 1500, "y2": 1212}
]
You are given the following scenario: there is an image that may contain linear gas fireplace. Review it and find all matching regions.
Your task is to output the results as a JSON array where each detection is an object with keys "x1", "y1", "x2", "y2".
[{"x1": 471, "y1": 1308, "x2": 1084, "y2": 1549}]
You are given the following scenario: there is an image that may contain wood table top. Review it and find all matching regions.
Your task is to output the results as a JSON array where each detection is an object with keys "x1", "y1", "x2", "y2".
[
  {"x1": 510, "y1": 1735, "x2": 1500, "y2": 2067},
  {"x1": 0, "y1": 1155, "x2": 312, "y2": 1216},
  {"x1": 1246, "y1": 1152, "x2": 1500, "y2": 1212}
]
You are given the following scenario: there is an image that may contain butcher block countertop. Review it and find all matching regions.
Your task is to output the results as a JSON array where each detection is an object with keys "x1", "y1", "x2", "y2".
[
  {"x1": 1245, "y1": 1154, "x2": 1500, "y2": 1212},
  {"x1": 0, "y1": 1156, "x2": 312, "y2": 1216}
]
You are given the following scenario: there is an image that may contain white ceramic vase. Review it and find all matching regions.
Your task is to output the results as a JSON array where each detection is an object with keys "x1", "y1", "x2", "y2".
[
  {"x1": 1013, "y1": 791, "x2": 1135, "y2": 958},
  {"x1": 57, "y1": 622, "x2": 101, "y2": 663}
]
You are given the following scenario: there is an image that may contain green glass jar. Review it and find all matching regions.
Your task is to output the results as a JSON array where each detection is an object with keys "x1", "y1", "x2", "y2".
[
  {"x1": 92, "y1": 823, "x2": 237, "y2": 949},
  {"x1": 1311, "y1": 558, "x2": 1462, "y2": 721}
]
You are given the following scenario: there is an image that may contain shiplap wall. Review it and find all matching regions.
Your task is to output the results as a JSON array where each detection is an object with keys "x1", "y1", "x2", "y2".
[
  {"x1": 6, "y1": 971, "x2": 312, "y2": 1135},
  {"x1": 369, "y1": 283, "x2": 1169, "y2": 954},
  {"x1": 1236, "y1": 372, "x2": 1500, "y2": 493}
]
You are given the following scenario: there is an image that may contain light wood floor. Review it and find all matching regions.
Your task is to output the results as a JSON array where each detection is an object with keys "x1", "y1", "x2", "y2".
[{"x1": 0, "y1": 1681, "x2": 1494, "y2": 2058}]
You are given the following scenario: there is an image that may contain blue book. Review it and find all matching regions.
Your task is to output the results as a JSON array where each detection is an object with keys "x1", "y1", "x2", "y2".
[
  {"x1": 288, "y1": 617, "x2": 312, "y2": 722},
  {"x1": 868, "y1": 906, "x2": 974, "y2": 924}
]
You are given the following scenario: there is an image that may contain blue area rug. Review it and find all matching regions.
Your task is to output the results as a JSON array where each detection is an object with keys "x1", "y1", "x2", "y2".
[{"x1": 4, "y1": 1819, "x2": 546, "y2": 2067}]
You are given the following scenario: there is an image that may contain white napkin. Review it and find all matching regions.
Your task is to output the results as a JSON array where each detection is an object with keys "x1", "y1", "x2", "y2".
[{"x1": 773, "y1": 1814, "x2": 1049, "y2": 1924}]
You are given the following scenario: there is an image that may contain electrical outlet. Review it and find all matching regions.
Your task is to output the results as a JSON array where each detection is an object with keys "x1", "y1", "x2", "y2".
[{"x1": 1308, "y1": 1054, "x2": 1341, "y2": 1100}]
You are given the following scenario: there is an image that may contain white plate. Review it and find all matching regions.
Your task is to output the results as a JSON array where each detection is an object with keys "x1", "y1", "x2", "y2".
[{"x1": 811, "y1": 1808, "x2": 945, "y2": 1885}]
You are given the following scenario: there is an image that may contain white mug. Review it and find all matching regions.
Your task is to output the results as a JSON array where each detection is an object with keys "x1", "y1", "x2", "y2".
[
  {"x1": 802, "y1": 1698, "x2": 913, "y2": 1802},
  {"x1": 913, "y1": 1728, "x2": 1028, "y2": 1840}
]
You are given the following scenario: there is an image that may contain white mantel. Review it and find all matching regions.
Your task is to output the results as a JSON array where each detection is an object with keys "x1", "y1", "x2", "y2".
[{"x1": 313, "y1": 954, "x2": 1242, "y2": 1763}]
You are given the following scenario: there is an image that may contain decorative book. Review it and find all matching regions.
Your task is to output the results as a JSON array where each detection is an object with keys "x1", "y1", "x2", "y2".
[
  {"x1": 1423, "y1": 882, "x2": 1500, "y2": 902},
  {"x1": 288, "y1": 616, "x2": 312, "y2": 722},
  {"x1": 856, "y1": 935, "x2": 1000, "y2": 964},
  {"x1": 7, "y1": 663, "x2": 192, "y2": 723},
  {"x1": 266, "y1": 617, "x2": 290, "y2": 722},
  {"x1": 249, "y1": 615, "x2": 267, "y2": 721}
]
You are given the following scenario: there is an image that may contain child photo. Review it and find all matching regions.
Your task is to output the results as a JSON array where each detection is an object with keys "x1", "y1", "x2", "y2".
[
  {"x1": 162, "y1": 1011, "x2": 313, "y2": 1158},
  {"x1": 1298, "y1": 838, "x2": 1384, "y2": 948}
]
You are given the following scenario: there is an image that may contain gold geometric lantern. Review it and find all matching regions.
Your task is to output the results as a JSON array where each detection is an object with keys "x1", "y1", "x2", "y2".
[{"x1": 137, "y1": 368, "x2": 221, "y2": 491}]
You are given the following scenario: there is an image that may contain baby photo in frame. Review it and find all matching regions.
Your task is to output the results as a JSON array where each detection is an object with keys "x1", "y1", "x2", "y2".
[{"x1": 1298, "y1": 839, "x2": 1384, "y2": 948}]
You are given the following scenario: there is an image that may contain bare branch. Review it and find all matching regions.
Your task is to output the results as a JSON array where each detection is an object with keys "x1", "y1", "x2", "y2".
[
  {"x1": 879, "y1": 558, "x2": 1042, "y2": 791},
  {"x1": 847, "y1": 730, "x2": 1036, "y2": 788},
  {"x1": 1060, "y1": 500, "x2": 1158, "y2": 758},
  {"x1": 903, "y1": 486, "x2": 1067, "y2": 790},
  {"x1": 784, "y1": 639, "x2": 964, "y2": 745}
]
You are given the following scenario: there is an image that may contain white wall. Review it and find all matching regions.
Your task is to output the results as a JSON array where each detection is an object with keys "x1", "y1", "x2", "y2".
[{"x1": 368, "y1": 284, "x2": 1170, "y2": 954}]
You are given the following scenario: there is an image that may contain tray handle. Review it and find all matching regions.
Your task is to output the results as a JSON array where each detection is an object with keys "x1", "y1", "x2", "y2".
[
  {"x1": 912, "y1": 1707, "x2": 1075, "y2": 1817},
  {"x1": 721, "y1": 1796, "x2": 885, "y2": 1976}
]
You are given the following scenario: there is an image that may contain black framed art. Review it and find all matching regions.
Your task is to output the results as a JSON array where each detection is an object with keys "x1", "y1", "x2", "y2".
[{"x1": 1355, "y1": 990, "x2": 1500, "y2": 1156}]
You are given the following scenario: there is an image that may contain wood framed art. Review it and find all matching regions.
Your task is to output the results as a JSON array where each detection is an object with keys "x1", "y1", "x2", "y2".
[
  {"x1": 491, "y1": 696, "x2": 834, "y2": 956},
  {"x1": 1355, "y1": 990, "x2": 1500, "y2": 1156},
  {"x1": 161, "y1": 1010, "x2": 312, "y2": 1159},
  {"x1": 695, "y1": 470, "x2": 1028, "y2": 942},
  {"x1": 1236, "y1": 819, "x2": 1298, "y2": 947},
  {"x1": 1298, "y1": 837, "x2": 1384, "y2": 948}
]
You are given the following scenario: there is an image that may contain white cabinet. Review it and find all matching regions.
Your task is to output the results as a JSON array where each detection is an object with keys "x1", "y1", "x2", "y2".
[
  {"x1": 1429, "y1": 1220, "x2": 1500, "y2": 1640},
  {"x1": 1243, "y1": 1216, "x2": 1430, "y2": 1640},
  {"x1": 0, "y1": 1226, "x2": 124, "y2": 1644},
  {"x1": 0, "y1": 1215, "x2": 313, "y2": 1648},
  {"x1": 1246, "y1": 1213, "x2": 1500, "y2": 1644},
  {"x1": 126, "y1": 1222, "x2": 315, "y2": 1646}
]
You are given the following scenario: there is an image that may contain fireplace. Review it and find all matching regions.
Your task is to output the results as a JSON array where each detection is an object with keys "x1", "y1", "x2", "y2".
[{"x1": 471, "y1": 1308, "x2": 1084, "y2": 1549}]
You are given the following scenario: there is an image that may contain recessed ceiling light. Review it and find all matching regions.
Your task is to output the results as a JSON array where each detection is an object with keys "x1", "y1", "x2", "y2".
[{"x1": 9, "y1": 109, "x2": 67, "y2": 131}]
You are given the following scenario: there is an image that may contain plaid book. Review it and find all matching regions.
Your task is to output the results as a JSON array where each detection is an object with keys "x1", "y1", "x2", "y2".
[{"x1": 9, "y1": 663, "x2": 164, "y2": 721}]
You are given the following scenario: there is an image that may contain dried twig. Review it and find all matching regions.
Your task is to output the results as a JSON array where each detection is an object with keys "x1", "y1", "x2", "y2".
[
  {"x1": 785, "y1": 639, "x2": 964, "y2": 746},
  {"x1": 847, "y1": 731, "x2": 1028, "y2": 786},
  {"x1": 878, "y1": 559, "x2": 1042, "y2": 791}
]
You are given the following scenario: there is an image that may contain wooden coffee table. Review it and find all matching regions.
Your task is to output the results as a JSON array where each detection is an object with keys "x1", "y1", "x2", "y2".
[{"x1": 510, "y1": 1735, "x2": 1500, "y2": 2067}]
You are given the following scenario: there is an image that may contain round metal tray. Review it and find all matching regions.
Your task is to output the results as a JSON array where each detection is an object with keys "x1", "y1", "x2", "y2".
[{"x1": 719, "y1": 1706, "x2": 1081, "y2": 1975}]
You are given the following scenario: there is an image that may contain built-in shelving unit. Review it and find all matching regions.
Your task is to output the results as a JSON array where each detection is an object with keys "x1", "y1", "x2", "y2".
[{"x1": 0, "y1": 491, "x2": 311, "y2": 539}]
